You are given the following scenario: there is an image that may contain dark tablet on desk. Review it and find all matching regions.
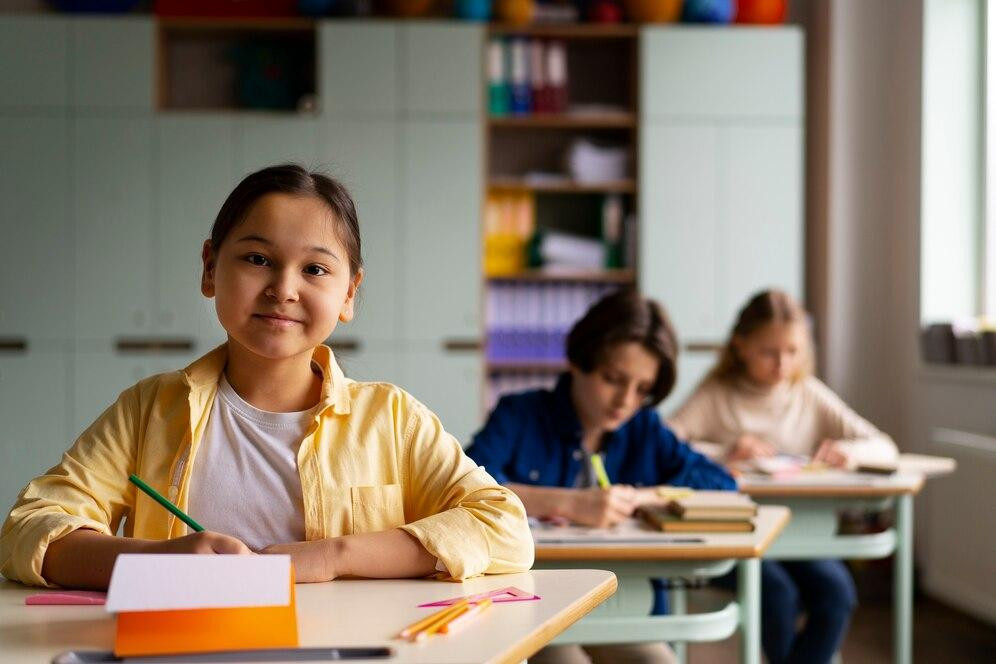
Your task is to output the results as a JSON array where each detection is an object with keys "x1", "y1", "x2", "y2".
[{"x1": 52, "y1": 647, "x2": 394, "y2": 663}]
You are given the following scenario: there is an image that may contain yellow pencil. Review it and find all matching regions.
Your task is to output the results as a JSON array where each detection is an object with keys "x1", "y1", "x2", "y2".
[
  {"x1": 439, "y1": 598, "x2": 493, "y2": 633},
  {"x1": 399, "y1": 600, "x2": 468, "y2": 640},
  {"x1": 590, "y1": 453, "x2": 611, "y2": 489}
]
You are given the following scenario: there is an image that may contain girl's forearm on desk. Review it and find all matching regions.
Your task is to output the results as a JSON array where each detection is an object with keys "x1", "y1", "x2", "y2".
[
  {"x1": 262, "y1": 529, "x2": 436, "y2": 582},
  {"x1": 43, "y1": 529, "x2": 252, "y2": 589}
]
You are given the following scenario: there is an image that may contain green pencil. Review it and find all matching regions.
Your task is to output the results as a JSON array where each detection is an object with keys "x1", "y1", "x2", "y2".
[
  {"x1": 590, "y1": 453, "x2": 612, "y2": 489},
  {"x1": 129, "y1": 473, "x2": 205, "y2": 532}
]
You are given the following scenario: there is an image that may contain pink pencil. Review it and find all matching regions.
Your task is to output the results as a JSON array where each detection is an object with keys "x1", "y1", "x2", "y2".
[{"x1": 439, "y1": 598, "x2": 493, "y2": 634}]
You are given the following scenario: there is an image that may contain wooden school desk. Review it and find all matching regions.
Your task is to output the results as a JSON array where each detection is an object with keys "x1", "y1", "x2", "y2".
[
  {"x1": 0, "y1": 569, "x2": 615, "y2": 664},
  {"x1": 532, "y1": 505, "x2": 791, "y2": 664},
  {"x1": 738, "y1": 454, "x2": 956, "y2": 664}
]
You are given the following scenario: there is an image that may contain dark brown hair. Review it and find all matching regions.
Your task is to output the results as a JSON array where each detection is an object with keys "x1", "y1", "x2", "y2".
[
  {"x1": 209, "y1": 164, "x2": 363, "y2": 277},
  {"x1": 566, "y1": 289, "x2": 679, "y2": 407},
  {"x1": 709, "y1": 289, "x2": 814, "y2": 383}
]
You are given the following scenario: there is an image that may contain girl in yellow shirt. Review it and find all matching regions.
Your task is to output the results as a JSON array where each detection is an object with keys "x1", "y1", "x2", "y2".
[{"x1": 1, "y1": 164, "x2": 533, "y2": 589}]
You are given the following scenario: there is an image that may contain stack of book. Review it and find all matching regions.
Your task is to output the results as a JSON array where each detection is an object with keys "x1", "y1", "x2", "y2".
[{"x1": 638, "y1": 491, "x2": 758, "y2": 533}]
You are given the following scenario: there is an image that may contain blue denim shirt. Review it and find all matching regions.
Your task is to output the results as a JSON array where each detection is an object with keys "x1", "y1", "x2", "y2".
[{"x1": 466, "y1": 373, "x2": 736, "y2": 491}]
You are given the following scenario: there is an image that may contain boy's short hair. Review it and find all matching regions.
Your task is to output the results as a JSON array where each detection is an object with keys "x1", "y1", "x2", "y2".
[{"x1": 566, "y1": 289, "x2": 679, "y2": 407}]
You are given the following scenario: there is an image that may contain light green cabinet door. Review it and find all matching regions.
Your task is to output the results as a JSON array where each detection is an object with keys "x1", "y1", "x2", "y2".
[
  {"x1": 402, "y1": 22, "x2": 482, "y2": 116},
  {"x1": 640, "y1": 123, "x2": 721, "y2": 342},
  {"x1": 72, "y1": 17, "x2": 153, "y2": 110},
  {"x1": 660, "y1": 350, "x2": 719, "y2": 419},
  {"x1": 319, "y1": 21, "x2": 398, "y2": 116},
  {"x1": 0, "y1": 16, "x2": 69, "y2": 107},
  {"x1": 157, "y1": 115, "x2": 234, "y2": 347},
  {"x1": 75, "y1": 117, "x2": 155, "y2": 340},
  {"x1": 401, "y1": 119, "x2": 481, "y2": 342},
  {"x1": 0, "y1": 118, "x2": 72, "y2": 341},
  {"x1": 402, "y1": 346, "x2": 482, "y2": 448},
  {"x1": 0, "y1": 350, "x2": 72, "y2": 513},
  {"x1": 238, "y1": 116, "x2": 320, "y2": 177},
  {"x1": 319, "y1": 118, "x2": 399, "y2": 343},
  {"x1": 332, "y1": 342, "x2": 402, "y2": 385},
  {"x1": 641, "y1": 27, "x2": 803, "y2": 120},
  {"x1": 72, "y1": 350, "x2": 202, "y2": 439},
  {"x1": 721, "y1": 125, "x2": 804, "y2": 317}
]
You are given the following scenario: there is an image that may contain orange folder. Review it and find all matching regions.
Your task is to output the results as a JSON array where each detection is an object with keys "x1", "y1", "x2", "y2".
[
  {"x1": 114, "y1": 573, "x2": 297, "y2": 657},
  {"x1": 107, "y1": 555, "x2": 298, "y2": 658}
]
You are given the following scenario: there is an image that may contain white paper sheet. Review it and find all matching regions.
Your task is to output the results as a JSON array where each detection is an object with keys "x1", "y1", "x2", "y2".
[{"x1": 106, "y1": 554, "x2": 291, "y2": 613}]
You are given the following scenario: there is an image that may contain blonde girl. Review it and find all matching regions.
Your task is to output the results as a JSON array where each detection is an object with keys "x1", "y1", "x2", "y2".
[{"x1": 669, "y1": 289, "x2": 897, "y2": 664}]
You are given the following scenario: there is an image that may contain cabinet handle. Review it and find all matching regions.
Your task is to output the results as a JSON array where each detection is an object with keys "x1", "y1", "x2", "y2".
[
  {"x1": 327, "y1": 339, "x2": 361, "y2": 352},
  {"x1": 684, "y1": 341, "x2": 723, "y2": 353},
  {"x1": 0, "y1": 337, "x2": 28, "y2": 353},
  {"x1": 115, "y1": 337, "x2": 196, "y2": 353},
  {"x1": 443, "y1": 338, "x2": 483, "y2": 352}
]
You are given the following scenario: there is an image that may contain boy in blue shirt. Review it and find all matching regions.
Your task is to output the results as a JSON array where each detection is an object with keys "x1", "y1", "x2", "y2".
[{"x1": 466, "y1": 290, "x2": 735, "y2": 664}]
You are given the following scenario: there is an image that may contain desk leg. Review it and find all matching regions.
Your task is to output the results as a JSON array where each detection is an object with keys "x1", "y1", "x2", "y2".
[
  {"x1": 894, "y1": 493, "x2": 913, "y2": 664},
  {"x1": 738, "y1": 558, "x2": 760, "y2": 664},
  {"x1": 670, "y1": 585, "x2": 687, "y2": 664}
]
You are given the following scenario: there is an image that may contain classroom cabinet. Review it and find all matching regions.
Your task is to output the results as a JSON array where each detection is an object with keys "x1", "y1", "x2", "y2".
[
  {"x1": 0, "y1": 350, "x2": 73, "y2": 513},
  {"x1": 74, "y1": 116, "x2": 156, "y2": 340},
  {"x1": 0, "y1": 117, "x2": 73, "y2": 341},
  {"x1": 318, "y1": 118, "x2": 400, "y2": 344},
  {"x1": 319, "y1": 22, "x2": 399, "y2": 116},
  {"x1": 639, "y1": 27, "x2": 804, "y2": 402},
  {"x1": 401, "y1": 119, "x2": 482, "y2": 343},
  {"x1": 402, "y1": 345, "x2": 483, "y2": 447},
  {"x1": 156, "y1": 115, "x2": 234, "y2": 347},
  {"x1": 332, "y1": 342, "x2": 401, "y2": 385},
  {"x1": 641, "y1": 27, "x2": 803, "y2": 120},
  {"x1": 71, "y1": 17, "x2": 154, "y2": 110},
  {"x1": 402, "y1": 23, "x2": 482, "y2": 116},
  {"x1": 72, "y1": 350, "x2": 201, "y2": 439},
  {"x1": 0, "y1": 16, "x2": 69, "y2": 108},
  {"x1": 237, "y1": 116, "x2": 320, "y2": 177}
]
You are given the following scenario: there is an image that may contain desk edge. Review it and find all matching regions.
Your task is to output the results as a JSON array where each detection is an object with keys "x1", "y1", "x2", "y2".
[{"x1": 488, "y1": 571, "x2": 617, "y2": 664}]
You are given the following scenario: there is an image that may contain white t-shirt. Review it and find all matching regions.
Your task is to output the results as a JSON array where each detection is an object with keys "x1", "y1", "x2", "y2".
[{"x1": 187, "y1": 375, "x2": 312, "y2": 551}]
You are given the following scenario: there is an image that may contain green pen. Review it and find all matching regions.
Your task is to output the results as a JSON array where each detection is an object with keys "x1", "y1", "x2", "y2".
[{"x1": 129, "y1": 473, "x2": 205, "y2": 532}]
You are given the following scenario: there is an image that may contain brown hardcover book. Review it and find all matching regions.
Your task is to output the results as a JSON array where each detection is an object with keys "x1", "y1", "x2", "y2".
[
  {"x1": 638, "y1": 507, "x2": 756, "y2": 533},
  {"x1": 665, "y1": 491, "x2": 758, "y2": 521}
]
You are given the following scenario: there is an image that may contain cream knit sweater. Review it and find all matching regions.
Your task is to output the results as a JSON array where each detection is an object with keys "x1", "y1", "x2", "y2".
[{"x1": 668, "y1": 375, "x2": 898, "y2": 467}]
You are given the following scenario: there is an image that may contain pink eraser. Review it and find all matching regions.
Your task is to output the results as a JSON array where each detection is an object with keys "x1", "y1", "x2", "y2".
[{"x1": 25, "y1": 590, "x2": 107, "y2": 605}]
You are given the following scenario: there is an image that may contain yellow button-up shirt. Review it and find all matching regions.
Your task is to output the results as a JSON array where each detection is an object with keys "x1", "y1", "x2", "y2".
[{"x1": 1, "y1": 344, "x2": 534, "y2": 586}]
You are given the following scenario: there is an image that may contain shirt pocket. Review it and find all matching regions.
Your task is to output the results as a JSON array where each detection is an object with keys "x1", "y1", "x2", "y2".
[{"x1": 350, "y1": 484, "x2": 405, "y2": 534}]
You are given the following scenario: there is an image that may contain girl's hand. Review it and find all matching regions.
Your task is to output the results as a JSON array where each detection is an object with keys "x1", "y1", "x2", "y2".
[
  {"x1": 727, "y1": 434, "x2": 777, "y2": 462},
  {"x1": 813, "y1": 439, "x2": 849, "y2": 468},
  {"x1": 146, "y1": 531, "x2": 251, "y2": 555},
  {"x1": 567, "y1": 486, "x2": 638, "y2": 529},
  {"x1": 260, "y1": 540, "x2": 336, "y2": 583}
]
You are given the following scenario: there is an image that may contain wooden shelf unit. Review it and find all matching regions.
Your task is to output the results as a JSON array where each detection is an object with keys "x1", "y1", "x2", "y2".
[
  {"x1": 155, "y1": 17, "x2": 316, "y2": 112},
  {"x1": 483, "y1": 26, "x2": 640, "y2": 410},
  {"x1": 488, "y1": 113, "x2": 636, "y2": 129},
  {"x1": 488, "y1": 23, "x2": 640, "y2": 39}
]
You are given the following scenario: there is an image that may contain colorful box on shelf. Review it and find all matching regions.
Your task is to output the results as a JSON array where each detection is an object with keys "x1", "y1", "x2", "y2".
[{"x1": 106, "y1": 554, "x2": 297, "y2": 658}]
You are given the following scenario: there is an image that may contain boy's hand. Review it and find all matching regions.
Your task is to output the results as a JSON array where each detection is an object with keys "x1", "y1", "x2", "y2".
[
  {"x1": 727, "y1": 434, "x2": 777, "y2": 462},
  {"x1": 568, "y1": 486, "x2": 638, "y2": 529},
  {"x1": 146, "y1": 531, "x2": 251, "y2": 555}
]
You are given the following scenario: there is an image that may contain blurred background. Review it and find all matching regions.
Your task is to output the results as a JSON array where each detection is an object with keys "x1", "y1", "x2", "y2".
[{"x1": 0, "y1": 0, "x2": 992, "y2": 659}]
